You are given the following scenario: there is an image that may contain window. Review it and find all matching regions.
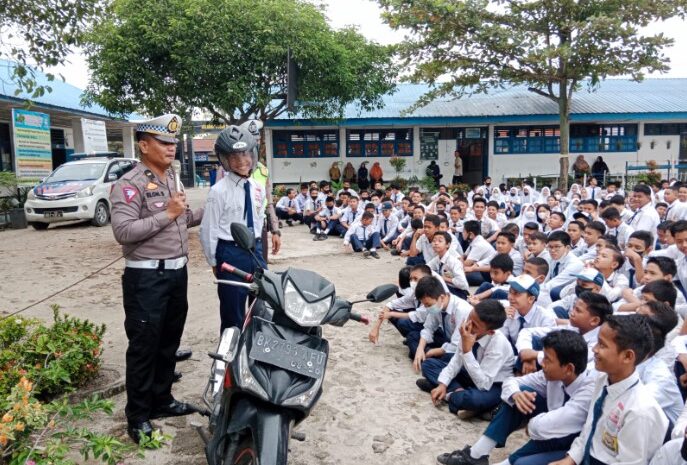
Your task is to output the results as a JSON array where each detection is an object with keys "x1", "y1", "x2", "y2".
[
  {"x1": 346, "y1": 129, "x2": 413, "y2": 157},
  {"x1": 494, "y1": 124, "x2": 637, "y2": 154},
  {"x1": 272, "y1": 130, "x2": 339, "y2": 158},
  {"x1": 644, "y1": 123, "x2": 687, "y2": 136}
]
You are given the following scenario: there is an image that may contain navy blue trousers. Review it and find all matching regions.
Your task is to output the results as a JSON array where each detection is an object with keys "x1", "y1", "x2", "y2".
[
  {"x1": 351, "y1": 231, "x2": 381, "y2": 251},
  {"x1": 389, "y1": 317, "x2": 423, "y2": 337},
  {"x1": 406, "y1": 327, "x2": 448, "y2": 360},
  {"x1": 216, "y1": 239, "x2": 266, "y2": 332}
]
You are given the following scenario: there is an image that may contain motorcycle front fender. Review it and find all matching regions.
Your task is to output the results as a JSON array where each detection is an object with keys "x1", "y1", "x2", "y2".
[{"x1": 226, "y1": 397, "x2": 292, "y2": 465}]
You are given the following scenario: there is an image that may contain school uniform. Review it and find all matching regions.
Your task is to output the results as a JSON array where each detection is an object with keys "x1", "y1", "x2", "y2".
[
  {"x1": 295, "y1": 192, "x2": 309, "y2": 212},
  {"x1": 390, "y1": 191, "x2": 405, "y2": 206},
  {"x1": 566, "y1": 371, "x2": 669, "y2": 465},
  {"x1": 485, "y1": 369, "x2": 596, "y2": 465},
  {"x1": 275, "y1": 196, "x2": 303, "y2": 222},
  {"x1": 516, "y1": 325, "x2": 600, "y2": 369},
  {"x1": 606, "y1": 222, "x2": 634, "y2": 249},
  {"x1": 433, "y1": 330, "x2": 515, "y2": 415},
  {"x1": 626, "y1": 202, "x2": 661, "y2": 233},
  {"x1": 571, "y1": 239, "x2": 588, "y2": 256},
  {"x1": 667, "y1": 199, "x2": 687, "y2": 222},
  {"x1": 637, "y1": 353, "x2": 684, "y2": 426},
  {"x1": 446, "y1": 231, "x2": 464, "y2": 255},
  {"x1": 412, "y1": 295, "x2": 472, "y2": 366},
  {"x1": 603, "y1": 271, "x2": 630, "y2": 303},
  {"x1": 337, "y1": 205, "x2": 363, "y2": 236},
  {"x1": 672, "y1": 402, "x2": 687, "y2": 440},
  {"x1": 449, "y1": 217, "x2": 464, "y2": 235},
  {"x1": 587, "y1": 186, "x2": 602, "y2": 201},
  {"x1": 377, "y1": 213, "x2": 399, "y2": 244},
  {"x1": 467, "y1": 213, "x2": 500, "y2": 239},
  {"x1": 465, "y1": 235, "x2": 498, "y2": 285},
  {"x1": 649, "y1": 438, "x2": 687, "y2": 465},
  {"x1": 541, "y1": 252, "x2": 584, "y2": 302},
  {"x1": 343, "y1": 221, "x2": 381, "y2": 252},
  {"x1": 302, "y1": 197, "x2": 323, "y2": 228},
  {"x1": 426, "y1": 248, "x2": 470, "y2": 298},
  {"x1": 388, "y1": 275, "x2": 450, "y2": 340},
  {"x1": 515, "y1": 236, "x2": 528, "y2": 257},
  {"x1": 316, "y1": 205, "x2": 341, "y2": 235},
  {"x1": 509, "y1": 248, "x2": 524, "y2": 276},
  {"x1": 499, "y1": 304, "x2": 557, "y2": 349}
]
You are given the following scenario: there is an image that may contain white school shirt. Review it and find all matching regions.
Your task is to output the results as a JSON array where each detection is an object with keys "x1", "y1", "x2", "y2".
[
  {"x1": 377, "y1": 214, "x2": 399, "y2": 242},
  {"x1": 199, "y1": 172, "x2": 265, "y2": 267},
  {"x1": 571, "y1": 239, "x2": 588, "y2": 256},
  {"x1": 295, "y1": 192, "x2": 309, "y2": 211},
  {"x1": 339, "y1": 205, "x2": 363, "y2": 225},
  {"x1": 449, "y1": 217, "x2": 464, "y2": 234},
  {"x1": 653, "y1": 245, "x2": 687, "y2": 295},
  {"x1": 649, "y1": 438, "x2": 687, "y2": 465},
  {"x1": 437, "y1": 330, "x2": 515, "y2": 389},
  {"x1": 604, "y1": 271, "x2": 630, "y2": 303},
  {"x1": 626, "y1": 202, "x2": 661, "y2": 233},
  {"x1": 542, "y1": 252, "x2": 584, "y2": 293},
  {"x1": 343, "y1": 220, "x2": 378, "y2": 244},
  {"x1": 465, "y1": 235, "x2": 497, "y2": 264},
  {"x1": 566, "y1": 371, "x2": 669, "y2": 465},
  {"x1": 303, "y1": 197, "x2": 323, "y2": 215},
  {"x1": 586, "y1": 186, "x2": 602, "y2": 201},
  {"x1": 420, "y1": 295, "x2": 473, "y2": 353},
  {"x1": 667, "y1": 199, "x2": 687, "y2": 222},
  {"x1": 276, "y1": 195, "x2": 301, "y2": 213},
  {"x1": 501, "y1": 369, "x2": 596, "y2": 441},
  {"x1": 499, "y1": 303, "x2": 557, "y2": 346},
  {"x1": 637, "y1": 354, "x2": 684, "y2": 425},
  {"x1": 509, "y1": 249, "x2": 524, "y2": 276},
  {"x1": 673, "y1": 402, "x2": 687, "y2": 440},
  {"x1": 415, "y1": 234, "x2": 437, "y2": 262},
  {"x1": 427, "y1": 249, "x2": 470, "y2": 292},
  {"x1": 607, "y1": 222, "x2": 634, "y2": 249},
  {"x1": 390, "y1": 191, "x2": 405, "y2": 205},
  {"x1": 516, "y1": 325, "x2": 600, "y2": 369},
  {"x1": 467, "y1": 213, "x2": 500, "y2": 238},
  {"x1": 316, "y1": 205, "x2": 341, "y2": 220}
]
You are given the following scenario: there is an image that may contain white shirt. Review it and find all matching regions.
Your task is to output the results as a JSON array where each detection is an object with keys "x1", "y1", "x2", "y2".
[
  {"x1": 649, "y1": 438, "x2": 687, "y2": 465},
  {"x1": 626, "y1": 202, "x2": 661, "y2": 233},
  {"x1": 667, "y1": 199, "x2": 687, "y2": 222},
  {"x1": 604, "y1": 271, "x2": 630, "y2": 303},
  {"x1": 637, "y1": 354, "x2": 684, "y2": 425},
  {"x1": 437, "y1": 330, "x2": 515, "y2": 389},
  {"x1": 567, "y1": 371, "x2": 669, "y2": 465},
  {"x1": 499, "y1": 304, "x2": 557, "y2": 346},
  {"x1": 377, "y1": 214, "x2": 399, "y2": 242},
  {"x1": 343, "y1": 220, "x2": 378, "y2": 244},
  {"x1": 673, "y1": 401, "x2": 687, "y2": 440},
  {"x1": 517, "y1": 324, "x2": 600, "y2": 369},
  {"x1": 339, "y1": 205, "x2": 363, "y2": 225},
  {"x1": 467, "y1": 213, "x2": 500, "y2": 238},
  {"x1": 276, "y1": 195, "x2": 301, "y2": 213},
  {"x1": 542, "y1": 251, "x2": 584, "y2": 293},
  {"x1": 295, "y1": 192, "x2": 309, "y2": 211},
  {"x1": 420, "y1": 295, "x2": 473, "y2": 353},
  {"x1": 303, "y1": 197, "x2": 323, "y2": 215},
  {"x1": 390, "y1": 191, "x2": 404, "y2": 205},
  {"x1": 200, "y1": 172, "x2": 265, "y2": 266},
  {"x1": 607, "y1": 222, "x2": 634, "y2": 249},
  {"x1": 427, "y1": 249, "x2": 469, "y2": 292},
  {"x1": 509, "y1": 248, "x2": 524, "y2": 276},
  {"x1": 465, "y1": 235, "x2": 497, "y2": 265},
  {"x1": 415, "y1": 234, "x2": 437, "y2": 262},
  {"x1": 316, "y1": 205, "x2": 340, "y2": 220},
  {"x1": 501, "y1": 369, "x2": 596, "y2": 441}
]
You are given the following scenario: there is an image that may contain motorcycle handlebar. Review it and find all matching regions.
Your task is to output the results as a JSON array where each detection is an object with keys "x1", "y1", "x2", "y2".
[
  {"x1": 348, "y1": 312, "x2": 369, "y2": 325},
  {"x1": 220, "y1": 262, "x2": 253, "y2": 282}
]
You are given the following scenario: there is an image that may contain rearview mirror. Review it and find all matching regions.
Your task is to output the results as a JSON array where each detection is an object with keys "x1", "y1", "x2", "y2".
[
  {"x1": 107, "y1": 172, "x2": 118, "y2": 182},
  {"x1": 230, "y1": 223, "x2": 255, "y2": 251},
  {"x1": 366, "y1": 284, "x2": 398, "y2": 303}
]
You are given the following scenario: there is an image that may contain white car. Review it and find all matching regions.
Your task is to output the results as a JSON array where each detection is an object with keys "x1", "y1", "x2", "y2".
[{"x1": 24, "y1": 157, "x2": 137, "y2": 230}]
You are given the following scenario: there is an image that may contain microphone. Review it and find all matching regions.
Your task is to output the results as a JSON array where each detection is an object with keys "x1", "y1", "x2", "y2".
[{"x1": 172, "y1": 160, "x2": 183, "y2": 193}]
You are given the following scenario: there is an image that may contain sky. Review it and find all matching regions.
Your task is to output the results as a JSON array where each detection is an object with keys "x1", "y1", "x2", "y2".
[{"x1": 49, "y1": 0, "x2": 687, "y2": 90}]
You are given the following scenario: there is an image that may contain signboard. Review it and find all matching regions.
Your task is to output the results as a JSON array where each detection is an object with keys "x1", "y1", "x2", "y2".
[
  {"x1": 81, "y1": 118, "x2": 109, "y2": 153},
  {"x1": 11, "y1": 109, "x2": 52, "y2": 181},
  {"x1": 420, "y1": 131, "x2": 439, "y2": 161}
]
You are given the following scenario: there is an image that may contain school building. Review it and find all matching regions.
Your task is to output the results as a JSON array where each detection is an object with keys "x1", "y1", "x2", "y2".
[
  {"x1": 264, "y1": 79, "x2": 687, "y2": 186},
  {"x1": 0, "y1": 60, "x2": 135, "y2": 176}
]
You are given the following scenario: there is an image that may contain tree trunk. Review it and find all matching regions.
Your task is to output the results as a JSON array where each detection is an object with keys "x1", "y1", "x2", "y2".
[{"x1": 558, "y1": 81, "x2": 571, "y2": 192}]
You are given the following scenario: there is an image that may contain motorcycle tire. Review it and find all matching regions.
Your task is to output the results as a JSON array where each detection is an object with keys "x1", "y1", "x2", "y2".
[{"x1": 227, "y1": 436, "x2": 258, "y2": 465}]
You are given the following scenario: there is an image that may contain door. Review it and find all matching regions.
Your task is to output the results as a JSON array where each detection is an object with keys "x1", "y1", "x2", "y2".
[
  {"x1": 50, "y1": 129, "x2": 67, "y2": 169},
  {"x1": 680, "y1": 133, "x2": 687, "y2": 180},
  {"x1": 456, "y1": 127, "x2": 488, "y2": 186}
]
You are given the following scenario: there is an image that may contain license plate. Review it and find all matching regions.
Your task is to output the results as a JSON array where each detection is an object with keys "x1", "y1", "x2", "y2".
[
  {"x1": 44, "y1": 211, "x2": 63, "y2": 218},
  {"x1": 249, "y1": 331, "x2": 325, "y2": 379}
]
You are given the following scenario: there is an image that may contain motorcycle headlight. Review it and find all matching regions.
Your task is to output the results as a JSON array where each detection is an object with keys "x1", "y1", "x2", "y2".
[
  {"x1": 237, "y1": 345, "x2": 269, "y2": 401},
  {"x1": 76, "y1": 185, "x2": 95, "y2": 198},
  {"x1": 283, "y1": 280, "x2": 332, "y2": 327}
]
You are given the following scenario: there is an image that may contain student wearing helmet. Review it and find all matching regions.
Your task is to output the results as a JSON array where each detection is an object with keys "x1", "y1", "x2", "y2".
[{"x1": 200, "y1": 125, "x2": 268, "y2": 331}]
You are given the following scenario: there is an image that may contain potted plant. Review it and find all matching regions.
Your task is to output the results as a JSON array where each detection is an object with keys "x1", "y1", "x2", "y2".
[
  {"x1": 0, "y1": 171, "x2": 30, "y2": 229},
  {"x1": 389, "y1": 156, "x2": 407, "y2": 178}
]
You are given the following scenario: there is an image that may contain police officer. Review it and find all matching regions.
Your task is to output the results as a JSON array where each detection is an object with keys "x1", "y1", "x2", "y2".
[
  {"x1": 110, "y1": 114, "x2": 203, "y2": 443},
  {"x1": 200, "y1": 125, "x2": 267, "y2": 331},
  {"x1": 239, "y1": 119, "x2": 281, "y2": 263}
]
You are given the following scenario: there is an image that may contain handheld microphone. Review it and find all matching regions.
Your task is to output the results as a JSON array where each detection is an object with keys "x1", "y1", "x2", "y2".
[{"x1": 172, "y1": 160, "x2": 183, "y2": 193}]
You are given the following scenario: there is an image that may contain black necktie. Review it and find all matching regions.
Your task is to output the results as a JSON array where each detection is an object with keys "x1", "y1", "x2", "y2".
[
  {"x1": 582, "y1": 386, "x2": 609, "y2": 464},
  {"x1": 552, "y1": 262, "x2": 560, "y2": 278},
  {"x1": 383, "y1": 218, "x2": 388, "y2": 235},
  {"x1": 243, "y1": 181, "x2": 254, "y2": 231}
]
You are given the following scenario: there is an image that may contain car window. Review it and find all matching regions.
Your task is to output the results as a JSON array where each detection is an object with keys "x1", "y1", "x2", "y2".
[
  {"x1": 118, "y1": 160, "x2": 135, "y2": 176},
  {"x1": 46, "y1": 163, "x2": 106, "y2": 182},
  {"x1": 106, "y1": 162, "x2": 123, "y2": 181}
]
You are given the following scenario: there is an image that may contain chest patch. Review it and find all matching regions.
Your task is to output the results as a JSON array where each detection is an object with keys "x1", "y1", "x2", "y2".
[
  {"x1": 154, "y1": 201, "x2": 165, "y2": 208},
  {"x1": 145, "y1": 191, "x2": 165, "y2": 199},
  {"x1": 123, "y1": 187, "x2": 137, "y2": 203},
  {"x1": 146, "y1": 182, "x2": 158, "y2": 190}
]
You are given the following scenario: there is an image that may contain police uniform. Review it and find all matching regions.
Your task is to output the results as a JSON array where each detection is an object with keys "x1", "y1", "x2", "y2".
[{"x1": 110, "y1": 114, "x2": 203, "y2": 438}]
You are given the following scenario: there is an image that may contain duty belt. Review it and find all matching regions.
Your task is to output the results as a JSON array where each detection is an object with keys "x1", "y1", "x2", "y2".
[{"x1": 125, "y1": 256, "x2": 188, "y2": 270}]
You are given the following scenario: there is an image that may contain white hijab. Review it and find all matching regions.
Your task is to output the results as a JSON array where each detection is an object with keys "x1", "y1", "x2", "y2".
[
  {"x1": 519, "y1": 203, "x2": 537, "y2": 230},
  {"x1": 567, "y1": 183, "x2": 581, "y2": 200}
]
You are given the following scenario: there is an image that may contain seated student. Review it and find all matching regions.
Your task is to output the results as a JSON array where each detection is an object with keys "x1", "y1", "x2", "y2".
[
  {"x1": 500, "y1": 275, "x2": 557, "y2": 350},
  {"x1": 578, "y1": 199, "x2": 599, "y2": 221},
  {"x1": 623, "y1": 230, "x2": 654, "y2": 288},
  {"x1": 410, "y1": 276, "x2": 473, "y2": 373},
  {"x1": 496, "y1": 231, "x2": 524, "y2": 276},
  {"x1": 541, "y1": 231, "x2": 584, "y2": 302},
  {"x1": 393, "y1": 205, "x2": 426, "y2": 255},
  {"x1": 592, "y1": 245, "x2": 628, "y2": 302},
  {"x1": 524, "y1": 231, "x2": 551, "y2": 263},
  {"x1": 448, "y1": 206, "x2": 464, "y2": 236},
  {"x1": 636, "y1": 301, "x2": 683, "y2": 429},
  {"x1": 337, "y1": 195, "x2": 362, "y2": 236},
  {"x1": 547, "y1": 269, "x2": 606, "y2": 320},
  {"x1": 426, "y1": 231, "x2": 470, "y2": 299},
  {"x1": 470, "y1": 197, "x2": 501, "y2": 243},
  {"x1": 574, "y1": 221, "x2": 605, "y2": 259},
  {"x1": 547, "y1": 211, "x2": 566, "y2": 235},
  {"x1": 302, "y1": 187, "x2": 323, "y2": 230},
  {"x1": 463, "y1": 220, "x2": 498, "y2": 286},
  {"x1": 295, "y1": 182, "x2": 310, "y2": 213},
  {"x1": 342, "y1": 211, "x2": 381, "y2": 259},
  {"x1": 567, "y1": 221, "x2": 587, "y2": 256},
  {"x1": 518, "y1": 290, "x2": 612, "y2": 372},
  {"x1": 312, "y1": 196, "x2": 341, "y2": 240},
  {"x1": 438, "y1": 330, "x2": 595, "y2": 465},
  {"x1": 549, "y1": 315, "x2": 669, "y2": 465},
  {"x1": 438, "y1": 217, "x2": 464, "y2": 255},
  {"x1": 487, "y1": 200, "x2": 509, "y2": 229},
  {"x1": 471, "y1": 254, "x2": 515, "y2": 303},
  {"x1": 656, "y1": 201, "x2": 669, "y2": 220},
  {"x1": 649, "y1": 431, "x2": 687, "y2": 465},
  {"x1": 524, "y1": 257, "x2": 550, "y2": 288},
  {"x1": 656, "y1": 220, "x2": 676, "y2": 251},
  {"x1": 407, "y1": 214, "x2": 441, "y2": 266},
  {"x1": 275, "y1": 187, "x2": 303, "y2": 226},
  {"x1": 616, "y1": 256, "x2": 687, "y2": 316},
  {"x1": 517, "y1": 222, "x2": 540, "y2": 258},
  {"x1": 600, "y1": 207, "x2": 634, "y2": 249},
  {"x1": 423, "y1": 300, "x2": 514, "y2": 420},
  {"x1": 368, "y1": 265, "x2": 450, "y2": 347},
  {"x1": 377, "y1": 201, "x2": 400, "y2": 248}
]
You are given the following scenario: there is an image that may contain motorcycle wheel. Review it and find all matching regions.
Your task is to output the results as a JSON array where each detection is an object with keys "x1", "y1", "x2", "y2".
[{"x1": 226, "y1": 437, "x2": 258, "y2": 465}]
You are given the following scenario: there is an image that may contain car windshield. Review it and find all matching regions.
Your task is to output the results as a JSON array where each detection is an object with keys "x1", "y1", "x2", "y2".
[{"x1": 46, "y1": 163, "x2": 106, "y2": 182}]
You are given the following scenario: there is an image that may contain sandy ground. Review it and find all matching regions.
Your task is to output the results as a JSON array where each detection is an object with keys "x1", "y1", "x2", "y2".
[{"x1": 0, "y1": 188, "x2": 527, "y2": 464}]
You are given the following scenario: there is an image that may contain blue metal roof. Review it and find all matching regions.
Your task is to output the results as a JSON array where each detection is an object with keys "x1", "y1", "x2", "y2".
[
  {"x1": 0, "y1": 60, "x2": 132, "y2": 120},
  {"x1": 271, "y1": 79, "x2": 687, "y2": 125}
]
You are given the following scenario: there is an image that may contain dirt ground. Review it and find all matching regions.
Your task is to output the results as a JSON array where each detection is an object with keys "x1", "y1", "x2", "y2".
[{"x1": 0, "y1": 188, "x2": 527, "y2": 464}]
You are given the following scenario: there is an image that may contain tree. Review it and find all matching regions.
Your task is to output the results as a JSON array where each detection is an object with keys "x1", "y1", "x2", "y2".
[
  {"x1": 82, "y1": 0, "x2": 397, "y2": 126},
  {"x1": 0, "y1": 0, "x2": 102, "y2": 98},
  {"x1": 378, "y1": 0, "x2": 687, "y2": 190}
]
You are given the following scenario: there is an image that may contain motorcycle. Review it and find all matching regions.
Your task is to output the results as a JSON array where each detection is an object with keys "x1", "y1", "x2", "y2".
[{"x1": 195, "y1": 223, "x2": 397, "y2": 465}]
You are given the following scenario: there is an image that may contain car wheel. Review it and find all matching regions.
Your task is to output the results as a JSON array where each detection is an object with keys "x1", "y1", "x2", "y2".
[
  {"x1": 92, "y1": 201, "x2": 109, "y2": 227},
  {"x1": 29, "y1": 222, "x2": 49, "y2": 230}
]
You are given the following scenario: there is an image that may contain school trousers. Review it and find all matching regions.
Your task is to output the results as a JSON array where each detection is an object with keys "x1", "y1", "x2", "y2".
[
  {"x1": 216, "y1": 239, "x2": 266, "y2": 332},
  {"x1": 466, "y1": 271, "x2": 491, "y2": 286},
  {"x1": 389, "y1": 317, "x2": 423, "y2": 337},
  {"x1": 276, "y1": 209, "x2": 303, "y2": 222},
  {"x1": 405, "y1": 328, "x2": 449, "y2": 360},
  {"x1": 350, "y1": 232, "x2": 381, "y2": 251},
  {"x1": 553, "y1": 306, "x2": 569, "y2": 319},
  {"x1": 483, "y1": 386, "x2": 577, "y2": 465},
  {"x1": 445, "y1": 371, "x2": 502, "y2": 414},
  {"x1": 421, "y1": 352, "x2": 455, "y2": 386}
]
